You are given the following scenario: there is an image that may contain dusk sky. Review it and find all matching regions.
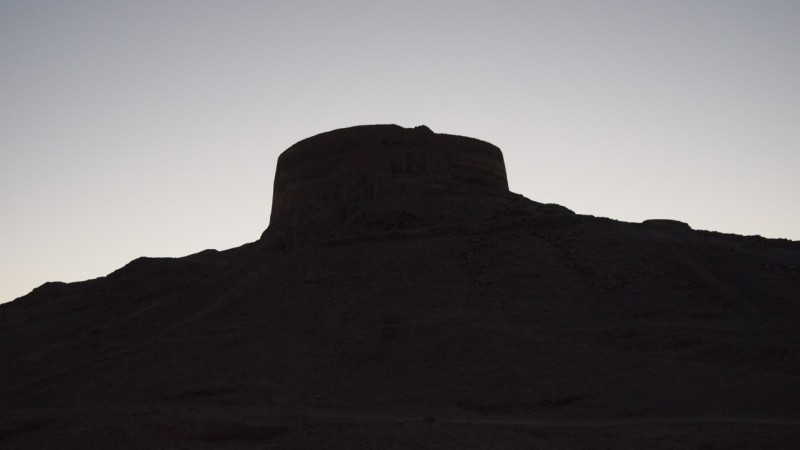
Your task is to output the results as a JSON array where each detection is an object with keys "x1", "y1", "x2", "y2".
[{"x1": 2, "y1": 1, "x2": 799, "y2": 303}]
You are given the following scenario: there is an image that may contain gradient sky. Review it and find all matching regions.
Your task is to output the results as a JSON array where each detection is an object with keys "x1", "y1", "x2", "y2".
[{"x1": 2, "y1": 1, "x2": 799, "y2": 303}]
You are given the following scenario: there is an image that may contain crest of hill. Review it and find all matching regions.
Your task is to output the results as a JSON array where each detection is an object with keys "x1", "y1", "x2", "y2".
[{"x1": 263, "y1": 124, "x2": 550, "y2": 245}]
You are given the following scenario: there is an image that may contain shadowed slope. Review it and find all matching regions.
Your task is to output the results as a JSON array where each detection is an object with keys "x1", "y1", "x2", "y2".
[{"x1": 1, "y1": 125, "x2": 800, "y2": 449}]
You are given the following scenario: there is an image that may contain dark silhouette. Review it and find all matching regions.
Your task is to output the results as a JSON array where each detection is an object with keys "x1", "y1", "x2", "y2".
[{"x1": 2, "y1": 125, "x2": 799, "y2": 449}]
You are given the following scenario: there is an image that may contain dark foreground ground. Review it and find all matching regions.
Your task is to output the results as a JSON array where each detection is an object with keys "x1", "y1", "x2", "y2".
[
  {"x1": 2, "y1": 205, "x2": 800, "y2": 448},
  {"x1": 3, "y1": 404, "x2": 800, "y2": 449}
]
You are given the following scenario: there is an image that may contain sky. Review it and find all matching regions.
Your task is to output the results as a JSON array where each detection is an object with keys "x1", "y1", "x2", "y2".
[{"x1": 1, "y1": 0, "x2": 799, "y2": 303}]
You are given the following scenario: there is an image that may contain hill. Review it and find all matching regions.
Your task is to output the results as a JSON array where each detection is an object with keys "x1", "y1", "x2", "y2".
[{"x1": 2, "y1": 125, "x2": 799, "y2": 449}]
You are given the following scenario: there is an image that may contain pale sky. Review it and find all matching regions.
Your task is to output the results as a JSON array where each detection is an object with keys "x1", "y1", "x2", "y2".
[{"x1": 2, "y1": 1, "x2": 799, "y2": 303}]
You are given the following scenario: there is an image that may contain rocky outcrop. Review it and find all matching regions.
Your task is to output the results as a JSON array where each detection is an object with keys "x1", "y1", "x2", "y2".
[
  {"x1": 642, "y1": 219, "x2": 692, "y2": 230},
  {"x1": 262, "y1": 125, "x2": 525, "y2": 244}
]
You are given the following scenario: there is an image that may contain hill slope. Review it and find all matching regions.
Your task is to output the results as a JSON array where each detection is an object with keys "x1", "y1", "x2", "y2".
[{"x1": 2, "y1": 125, "x2": 800, "y2": 449}]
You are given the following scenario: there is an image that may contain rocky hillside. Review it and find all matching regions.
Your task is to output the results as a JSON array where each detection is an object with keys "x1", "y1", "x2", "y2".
[{"x1": 2, "y1": 125, "x2": 799, "y2": 449}]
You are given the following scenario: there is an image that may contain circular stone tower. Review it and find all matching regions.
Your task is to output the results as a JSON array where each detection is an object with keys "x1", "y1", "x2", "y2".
[{"x1": 263, "y1": 124, "x2": 514, "y2": 244}]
